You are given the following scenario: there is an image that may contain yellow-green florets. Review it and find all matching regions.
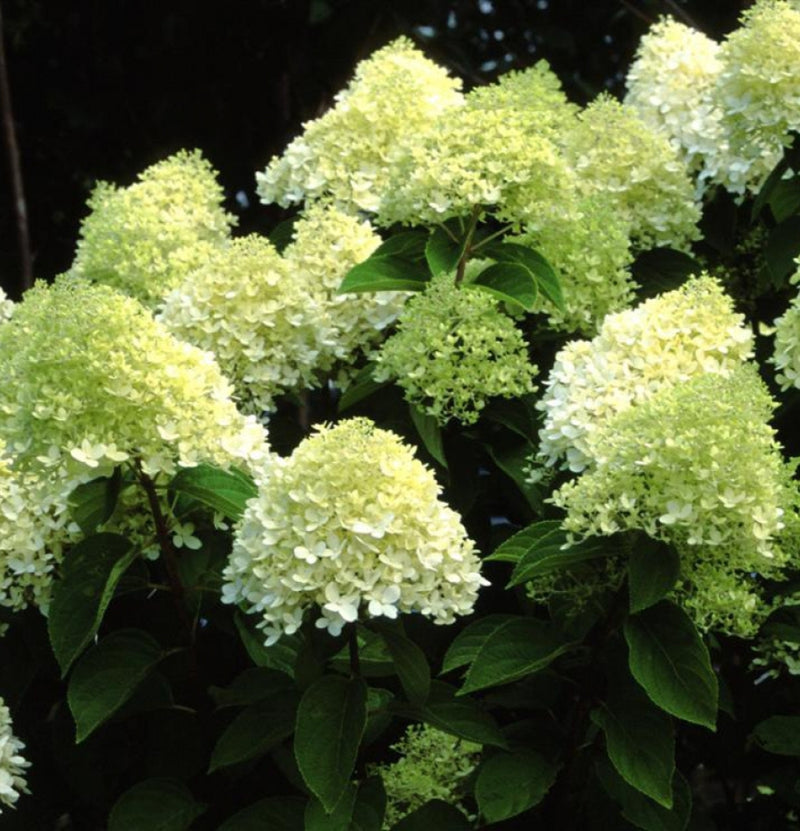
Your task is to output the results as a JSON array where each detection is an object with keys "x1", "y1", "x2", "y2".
[
  {"x1": 72, "y1": 149, "x2": 235, "y2": 307},
  {"x1": 376, "y1": 275, "x2": 538, "y2": 425},
  {"x1": 771, "y1": 268, "x2": 800, "y2": 391},
  {"x1": 0, "y1": 698, "x2": 29, "y2": 812},
  {"x1": 255, "y1": 37, "x2": 464, "y2": 214},
  {"x1": 223, "y1": 418, "x2": 486, "y2": 645}
]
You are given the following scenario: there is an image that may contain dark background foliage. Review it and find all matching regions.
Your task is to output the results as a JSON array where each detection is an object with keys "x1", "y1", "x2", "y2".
[{"x1": 0, "y1": 0, "x2": 748, "y2": 299}]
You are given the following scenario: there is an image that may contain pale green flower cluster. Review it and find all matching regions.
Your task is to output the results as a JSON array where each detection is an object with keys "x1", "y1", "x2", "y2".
[
  {"x1": 223, "y1": 418, "x2": 486, "y2": 645},
  {"x1": 559, "y1": 95, "x2": 701, "y2": 250},
  {"x1": 375, "y1": 274, "x2": 538, "y2": 425},
  {"x1": 374, "y1": 724, "x2": 480, "y2": 828},
  {"x1": 552, "y1": 367, "x2": 796, "y2": 636},
  {"x1": 159, "y1": 205, "x2": 403, "y2": 412},
  {"x1": 0, "y1": 698, "x2": 29, "y2": 812},
  {"x1": 72, "y1": 149, "x2": 235, "y2": 307},
  {"x1": 0, "y1": 277, "x2": 268, "y2": 478},
  {"x1": 255, "y1": 37, "x2": 464, "y2": 213},
  {"x1": 538, "y1": 276, "x2": 753, "y2": 471},
  {"x1": 772, "y1": 273, "x2": 800, "y2": 391}
]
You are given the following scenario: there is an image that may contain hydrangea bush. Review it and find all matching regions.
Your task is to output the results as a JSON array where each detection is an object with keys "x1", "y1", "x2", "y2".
[{"x1": 4, "y1": 3, "x2": 800, "y2": 828}]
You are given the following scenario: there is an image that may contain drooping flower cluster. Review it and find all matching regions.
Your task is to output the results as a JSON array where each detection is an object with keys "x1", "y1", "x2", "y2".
[
  {"x1": 559, "y1": 95, "x2": 701, "y2": 250},
  {"x1": 0, "y1": 698, "x2": 29, "y2": 812},
  {"x1": 0, "y1": 277, "x2": 268, "y2": 478},
  {"x1": 552, "y1": 367, "x2": 797, "y2": 636},
  {"x1": 223, "y1": 418, "x2": 486, "y2": 645},
  {"x1": 256, "y1": 37, "x2": 464, "y2": 214},
  {"x1": 771, "y1": 266, "x2": 800, "y2": 391},
  {"x1": 159, "y1": 205, "x2": 404, "y2": 412},
  {"x1": 538, "y1": 275, "x2": 753, "y2": 471},
  {"x1": 375, "y1": 274, "x2": 538, "y2": 425},
  {"x1": 372, "y1": 724, "x2": 481, "y2": 828},
  {"x1": 71, "y1": 149, "x2": 235, "y2": 307}
]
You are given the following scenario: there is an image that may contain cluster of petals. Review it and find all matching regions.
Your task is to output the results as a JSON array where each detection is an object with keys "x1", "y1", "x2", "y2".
[
  {"x1": 255, "y1": 37, "x2": 464, "y2": 214},
  {"x1": 375, "y1": 274, "x2": 538, "y2": 425},
  {"x1": 223, "y1": 418, "x2": 486, "y2": 645},
  {"x1": 538, "y1": 275, "x2": 753, "y2": 472},
  {"x1": 71, "y1": 149, "x2": 235, "y2": 307},
  {"x1": 0, "y1": 698, "x2": 29, "y2": 812},
  {"x1": 772, "y1": 265, "x2": 800, "y2": 391}
]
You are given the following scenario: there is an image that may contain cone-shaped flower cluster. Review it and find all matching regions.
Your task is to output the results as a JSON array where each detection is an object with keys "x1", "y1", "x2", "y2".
[
  {"x1": 0, "y1": 699, "x2": 29, "y2": 812},
  {"x1": 223, "y1": 418, "x2": 486, "y2": 645}
]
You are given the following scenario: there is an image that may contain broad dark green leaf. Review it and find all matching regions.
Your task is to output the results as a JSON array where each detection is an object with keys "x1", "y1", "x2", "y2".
[
  {"x1": 377, "y1": 625, "x2": 431, "y2": 706},
  {"x1": 338, "y1": 364, "x2": 388, "y2": 412},
  {"x1": 769, "y1": 177, "x2": 800, "y2": 222},
  {"x1": 426, "y1": 224, "x2": 466, "y2": 276},
  {"x1": 460, "y1": 617, "x2": 573, "y2": 695},
  {"x1": 391, "y1": 800, "x2": 472, "y2": 831},
  {"x1": 624, "y1": 601, "x2": 718, "y2": 730},
  {"x1": 485, "y1": 521, "x2": 563, "y2": 564},
  {"x1": 592, "y1": 678, "x2": 675, "y2": 807},
  {"x1": 597, "y1": 760, "x2": 691, "y2": 831},
  {"x1": 209, "y1": 691, "x2": 299, "y2": 771},
  {"x1": 67, "y1": 468, "x2": 122, "y2": 534},
  {"x1": 628, "y1": 538, "x2": 681, "y2": 614},
  {"x1": 68, "y1": 628, "x2": 163, "y2": 742},
  {"x1": 371, "y1": 231, "x2": 429, "y2": 261},
  {"x1": 217, "y1": 797, "x2": 305, "y2": 831},
  {"x1": 338, "y1": 255, "x2": 430, "y2": 294},
  {"x1": 268, "y1": 216, "x2": 298, "y2": 253},
  {"x1": 294, "y1": 675, "x2": 368, "y2": 811},
  {"x1": 481, "y1": 395, "x2": 539, "y2": 441},
  {"x1": 481, "y1": 241, "x2": 564, "y2": 311},
  {"x1": 48, "y1": 533, "x2": 136, "y2": 676},
  {"x1": 108, "y1": 778, "x2": 206, "y2": 831},
  {"x1": 762, "y1": 216, "x2": 800, "y2": 289},
  {"x1": 210, "y1": 667, "x2": 296, "y2": 709},
  {"x1": 631, "y1": 248, "x2": 698, "y2": 300},
  {"x1": 475, "y1": 749, "x2": 559, "y2": 822},
  {"x1": 305, "y1": 785, "x2": 357, "y2": 831},
  {"x1": 169, "y1": 464, "x2": 256, "y2": 521},
  {"x1": 441, "y1": 615, "x2": 518, "y2": 673},
  {"x1": 484, "y1": 441, "x2": 545, "y2": 513},
  {"x1": 752, "y1": 716, "x2": 800, "y2": 756},
  {"x1": 419, "y1": 700, "x2": 508, "y2": 748},
  {"x1": 409, "y1": 404, "x2": 447, "y2": 468},
  {"x1": 468, "y1": 262, "x2": 538, "y2": 310},
  {"x1": 233, "y1": 611, "x2": 302, "y2": 676},
  {"x1": 508, "y1": 535, "x2": 610, "y2": 587},
  {"x1": 351, "y1": 776, "x2": 387, "y2": 831}
]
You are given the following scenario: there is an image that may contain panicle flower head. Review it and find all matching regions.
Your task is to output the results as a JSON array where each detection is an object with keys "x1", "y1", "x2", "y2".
[
  {"x1": 537, "y1": 275, "x2": 753, "y2": 471},
  {"x1": 255, "y1": 37, "x2": 463, "y2": 213},
  {"x1": 375, "y1": 274, "x2": 538, "y2": 425},
  {"x1": 551, "y1": 367, "x2": 797, "y2": 636},
  {"x1": 624, "y1": 17, "x2": 725, "y2": 189},
  {"x1": 560, "y1": 95, "x2": 701, "y2": 250},
  {"x1": 373, "y1": 724, "x2": 481, "y2": 828},
  {"x1": 0, "y1": 277, "x2": 268, "y2": 479},
  {"x1": 71, "y1": 150, "x2": 235, "y2": 307},
  {"x1": 0, "y1": 698, "x2": 29, "y2": 812},
  {"x1": 772, "y1": 273, "x2": 800, "y2": 391},
  {"x1": 223, "y1": 418, "x2": 486, "y2": 645}
]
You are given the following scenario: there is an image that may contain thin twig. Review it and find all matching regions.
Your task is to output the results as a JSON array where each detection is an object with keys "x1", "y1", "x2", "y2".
[{"x1": 0, "y1": 4, "x2": 32, "y2": 293}]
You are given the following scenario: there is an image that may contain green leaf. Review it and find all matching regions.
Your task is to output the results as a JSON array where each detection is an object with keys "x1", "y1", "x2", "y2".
[
  {"x1": 391, "y1": 800, "x2": 472, "y2": 831},
  {"x1": 419, "y1": 700, "x2": 508, "y2": 748},
  {"x1": 377, "y1": 625, "x2": 431, "y2": 706},
  {"x1": 484, "y1": 441, "x2": 545, "y2": 513},
  {"x1": 475, "y1": 749, "x2": 559, "y2": 822},
  {"x1": 460, "y1": 617, "x2": 573, "y2": 695},
  {"x1": 468, "y1": 262, "x2": 538, "y2": 310},
  {"x1": 209, "y1": 691, "x2": 299, "y2": 771},
  {"x1": 108, "y1": 778, "x2": 206, "y2": 831},
  {"x1": 408, "y1": 404, "x2": 447, "y2": 468},
  {"x1": 441, "y1": 615, "x2": 518, "y2": 674},
  {"x1": 631, "y1": 248, "x2": 699, "y2": 300},
  {"x1": 268, "y1": 216, "x2": 298, "y2": 253},
  {"x1": 68, "y1": 628, "x2": 163, "y2": 742},
  {"x1": 169, "y1": 463, "x2": 256, "y2": 521},
  {"x1": 624, "y1": 601, "x2": 718, "y2": 730},
  {"x1": 67, "y1": 468, "x2": 122, "y2": 533},
  {"x1": 481, "y1": 395, "x2": 539, "y2": 441},
  {"x1": 294, "y1": 674, "x2": 368, "y2": 811},
  {"x1": 371, "y1": 231, "x2": 429, "y2": 262},
  {"x1": 338, "y1": 235, "x2": 430, "y2": 294},
  {"x1": 628, "y1": 538, "x2": 680, "y2": 614},
  {"x1": 592, "y1": 678, "x2": 675, "y2": 807},
  {"x1": 597, "y1": 760, "x2": 691, "y2": 831},
  {"x1": 217, "y1": 797, "x2": 305, "y2": 831},
  {"x1": 305, "y1": 784, "x2": 357, "y2": 831},
  {"x1": 210, "y1": 667, "x2": 296, "y2": 708},
  {"x1": 508, "y1": 535, "x2": 610, "y2": 587},
  {"x1": 481, "y1": 241, "x2": 564, "y2": 312},
  {"x1": 351, "y1": 776, "x2": 387, "y2": 831},
  {"x1": 485, "y1": 521, "x2": 563, "y2": 564},
  {"x1": 233, "y1": 611, "x2": 302, "y2": 676},
  {"x1": 48, "y1": 533, "x2": 137, "y2": 676},
  {"x1": 752, "y1": 716, "x2": 800, "y2": 756},
  {"x1": 769, "y1": 177, "x2": 800, "y2": 222},
  {"x1": 426, "y1": 224, "x2": 466, "y2": 276},
  {"x1": 338, "y1": 364, "x2": 388, "y2": 413}
]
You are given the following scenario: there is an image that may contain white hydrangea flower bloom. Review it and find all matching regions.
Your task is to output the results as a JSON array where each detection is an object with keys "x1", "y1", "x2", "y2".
[
  {"x1": 223, "y1": 418, "x2": 487, "y2": 645},
  {"x1": 0, "y1": 698, "x2": 29, "y2": 812}
]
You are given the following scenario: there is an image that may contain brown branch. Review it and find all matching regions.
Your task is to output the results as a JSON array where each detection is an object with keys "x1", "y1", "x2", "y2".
[{"x1": 0, "y1": 4, "x2": 32, "y2": 293}]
